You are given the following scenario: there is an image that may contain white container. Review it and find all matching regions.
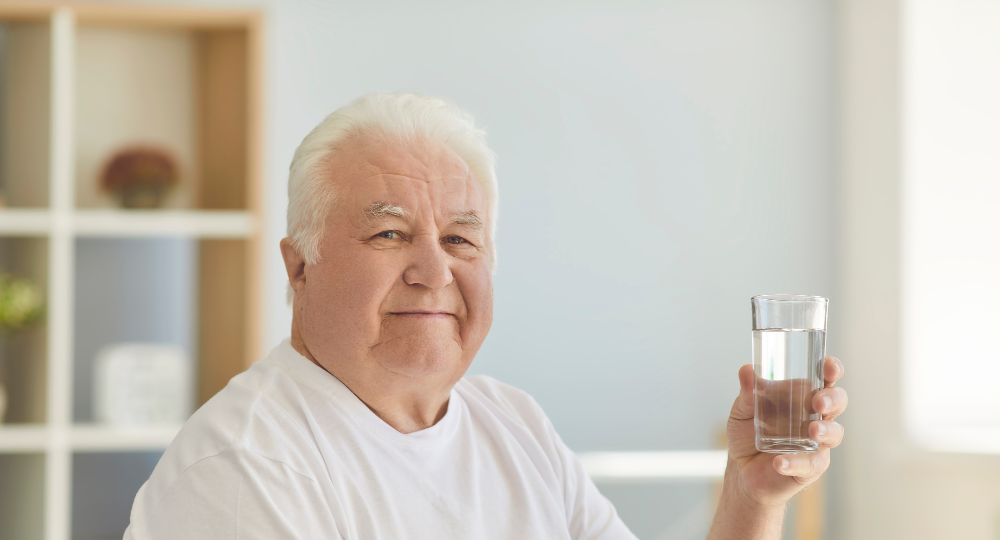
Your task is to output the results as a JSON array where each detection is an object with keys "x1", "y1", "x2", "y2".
[{"x1": 93, "y1": 343, "x2": 192, "y2": 426}]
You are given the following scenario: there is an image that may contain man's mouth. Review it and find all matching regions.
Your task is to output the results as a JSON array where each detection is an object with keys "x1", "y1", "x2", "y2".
[{"x1": 390, "y1": 311, "x2": 453, "y2": 318}]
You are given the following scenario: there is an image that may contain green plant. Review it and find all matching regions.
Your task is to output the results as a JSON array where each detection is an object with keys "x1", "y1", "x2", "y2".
[{"x1": 0, "y1": 274, "x2": 43, "y2": 331}]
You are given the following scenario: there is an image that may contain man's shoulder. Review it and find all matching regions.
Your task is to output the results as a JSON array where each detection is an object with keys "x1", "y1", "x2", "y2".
[{"x1": 149, "y1": 343, "x2": 322, "y2": 488}]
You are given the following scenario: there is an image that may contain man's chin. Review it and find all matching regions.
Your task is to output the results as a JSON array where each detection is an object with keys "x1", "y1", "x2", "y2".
[{"x1": 373, "y1": 344, "x2": 467, "y2": 380}]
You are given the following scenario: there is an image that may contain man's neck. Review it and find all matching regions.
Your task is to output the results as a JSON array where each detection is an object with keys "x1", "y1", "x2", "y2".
[{"x1": 290, "y1": 327, "x2": 452, "y2": 434}]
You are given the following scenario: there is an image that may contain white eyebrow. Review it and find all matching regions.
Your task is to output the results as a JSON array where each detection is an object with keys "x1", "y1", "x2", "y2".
[
  {"x1": 364, "y1": 201, "x2": 408, "y2": 221},
  {"x1": 451, "y1": 211, "x2": 483, "y2": 230}
]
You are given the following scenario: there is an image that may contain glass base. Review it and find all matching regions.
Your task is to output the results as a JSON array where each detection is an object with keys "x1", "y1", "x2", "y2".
[{"x1": 756, "y1": 437, "x2": 819, "y2": 454}]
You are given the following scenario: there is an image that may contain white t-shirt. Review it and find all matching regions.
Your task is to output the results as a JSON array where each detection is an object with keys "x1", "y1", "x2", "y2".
[{"x1": 124, "y1": 339, "x2": 636, "y2": 540}]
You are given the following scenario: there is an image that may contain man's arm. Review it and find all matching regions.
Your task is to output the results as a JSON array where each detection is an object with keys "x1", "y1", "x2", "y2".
[
  {"x1": 707, "y1": 357, "x2": 847, "y2": 539},
  {"x1": 707, "y1": 461, "x2": 785, "y2": 539}
]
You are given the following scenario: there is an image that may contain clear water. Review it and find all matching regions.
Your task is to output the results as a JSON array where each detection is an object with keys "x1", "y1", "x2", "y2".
[{"x1": 752, "y1": 328, "x2": 825, "y2": 453}]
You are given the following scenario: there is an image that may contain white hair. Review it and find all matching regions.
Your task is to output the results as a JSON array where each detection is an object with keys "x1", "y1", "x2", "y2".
[{"x1": 286, "y1": 92, "x2": 499, "y2": 269}]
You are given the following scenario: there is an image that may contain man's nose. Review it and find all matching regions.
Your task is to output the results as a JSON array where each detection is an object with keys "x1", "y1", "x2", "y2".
[{"x1": 402, "y1": 237, "x2": 454, "y2": 290}]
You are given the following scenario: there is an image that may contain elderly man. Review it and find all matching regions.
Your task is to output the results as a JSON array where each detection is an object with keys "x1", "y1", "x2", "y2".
[{"x1": 125, "y1": 93, "x2": 847, "y2": 539}]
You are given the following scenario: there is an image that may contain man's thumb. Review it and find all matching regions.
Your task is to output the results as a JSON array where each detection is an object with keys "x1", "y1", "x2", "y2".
[{"x1": 730, "y1": 364, "x2": 756, "y2": 420}]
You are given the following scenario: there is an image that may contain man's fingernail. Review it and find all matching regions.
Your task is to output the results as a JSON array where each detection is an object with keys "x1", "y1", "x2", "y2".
[
  {"x1": 779, "y1": 458, "x2": 789, "y2": 471},
  {"x1": 816, "y1": 422, "x2": 828, "y2": 437},
  {"x1": 821, "y1": 396, "x2": 832, "y2": 411}
]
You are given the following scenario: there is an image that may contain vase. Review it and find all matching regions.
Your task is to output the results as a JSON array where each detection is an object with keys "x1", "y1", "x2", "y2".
[{"x1": 120, "y1": 184, "x2": 168, "y2": 209}]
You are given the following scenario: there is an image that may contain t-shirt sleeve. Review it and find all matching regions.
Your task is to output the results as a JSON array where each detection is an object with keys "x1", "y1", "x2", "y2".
[
  {"x1": 525, "y1": 397, "x2": 638, "y2": 540},
  {"x1": 124, "y1": 445, "x2": 342, "y2": 540}
]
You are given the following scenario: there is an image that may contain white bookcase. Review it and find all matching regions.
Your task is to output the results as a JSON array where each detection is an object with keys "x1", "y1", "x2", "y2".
[{"x1": 0, "y1": 4, "x2": 262, "y2": 539}]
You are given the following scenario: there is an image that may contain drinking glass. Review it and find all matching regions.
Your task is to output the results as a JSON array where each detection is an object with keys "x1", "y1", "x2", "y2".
[{"x1": 751, "y1": 294, "x2": 828, "y2": 453}]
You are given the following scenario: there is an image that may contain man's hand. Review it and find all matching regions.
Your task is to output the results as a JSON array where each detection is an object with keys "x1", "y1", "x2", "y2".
[
  {"x1": 708, "y1": 357, "x2": 847, "y2": 539},
  {"x1": 729, "y1": 356, "x2": 847, "y2": 505}
]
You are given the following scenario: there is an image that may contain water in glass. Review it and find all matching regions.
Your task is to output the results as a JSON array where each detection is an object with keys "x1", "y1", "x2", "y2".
[{"x1": 752, "y1": 328, "x2": 824, "y2": 453}]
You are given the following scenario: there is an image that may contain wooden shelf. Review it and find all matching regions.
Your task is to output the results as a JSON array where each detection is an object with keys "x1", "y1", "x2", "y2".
[{"x1": 74, "y1": 210, "x2": 255, "y2": 238}]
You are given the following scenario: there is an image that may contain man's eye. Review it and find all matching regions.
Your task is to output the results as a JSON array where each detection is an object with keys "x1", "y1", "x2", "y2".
[
  {"x1": 376, "y1": 230, "x2": 400, "y2": 240},
  {"x1": 444, "y1": 235, "x2": 468, "y2": 245}
]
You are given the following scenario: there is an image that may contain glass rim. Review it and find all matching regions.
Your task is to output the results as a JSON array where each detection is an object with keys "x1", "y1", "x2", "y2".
[{"x1": 751, "y1": 294, "x2": 828, "y2": 303}]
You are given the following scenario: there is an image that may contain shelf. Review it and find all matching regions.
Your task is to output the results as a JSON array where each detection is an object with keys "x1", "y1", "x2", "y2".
[
  {"x1": 71, "y1": 424, "x2": 181, "y2": 452},
  {"x1": 0, "y1": 424, "x2": 46, "y2": 452},
  {"x1": 0, "y1": 209, "x2": 49, "y2": 235},
  {"x1": 578, "y1": 450, "x2": 728, "y2": 482},
  {"x1": 0, "y1": 424, "x2": 183, "y2": 453},
  {"x1": 0, "y1": 209, "x2": 256, "y2": 237},
  {"x1": 73, "y1": 209, "x2": 255, "y2": 238},
  {"x1": 0, "y1": 6, "x2": 263, "y2": 539}
]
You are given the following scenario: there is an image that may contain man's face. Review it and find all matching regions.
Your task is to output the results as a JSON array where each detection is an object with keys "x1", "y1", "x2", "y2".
[{"x1": 291, "y1": 135, "x2": 493, "y2": 388}]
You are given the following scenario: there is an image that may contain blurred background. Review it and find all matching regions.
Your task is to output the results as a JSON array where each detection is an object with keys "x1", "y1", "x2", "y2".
[{"x1": 0, "y1": 0, "x2": 997, "y2": 539}]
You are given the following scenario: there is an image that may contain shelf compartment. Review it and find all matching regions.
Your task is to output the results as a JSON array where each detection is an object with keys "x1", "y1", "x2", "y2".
[
  {"x1": 73, "y1": 237, "x2": 197, "y2": 423},
  {"x1": 0, "y1": 236, "x2": 48, "y2": 424},
  {"x1": 0, "y1": 452, "x2": 45, "y2": 540},
  {"x1": 0, "y1": 19, "x2": 51, "y2": 209},
  {"x1": 74, "y1": 22, "x2": 251, "y2": 211},
  {"x1": 72, "y1": 451, "x2": 162, "y2": 540},
  {"x1": 73, "y1": 209, "x2": 254, "y2": 238}
]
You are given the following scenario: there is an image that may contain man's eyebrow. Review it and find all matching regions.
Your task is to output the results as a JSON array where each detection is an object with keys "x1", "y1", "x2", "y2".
[
  {"x1": 363, "y1": 201, "x2": 408, "y2": 221},
  {"x1": 451, "y1": 211, "x2": 483, "y2": 230}
]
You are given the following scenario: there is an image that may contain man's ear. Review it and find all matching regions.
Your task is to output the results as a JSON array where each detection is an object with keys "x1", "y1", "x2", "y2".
[{"x1": 280, "y1": 238, "x2": 307, "y2": 299}]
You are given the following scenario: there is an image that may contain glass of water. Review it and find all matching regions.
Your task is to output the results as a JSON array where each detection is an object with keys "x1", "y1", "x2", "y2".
[{"x1": 751, "y1": 294, "x2": 828, "y2": 454}]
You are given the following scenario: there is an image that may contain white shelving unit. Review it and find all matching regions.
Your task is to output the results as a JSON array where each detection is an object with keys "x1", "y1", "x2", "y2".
[
  {"x1": 0, "y1": 209, "x2": 49, "y2": 235},
  {"x1": 0, "y1": 424, "x2": 182, "y2": 454},
  {"x1": 0, "y1": 210, "x2": 254, "y2": 237},
  {"x1": 0, "y1": 4, "x2": 262, "y2": 539}
]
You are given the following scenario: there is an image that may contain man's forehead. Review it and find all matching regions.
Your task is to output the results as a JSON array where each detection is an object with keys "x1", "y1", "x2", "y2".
[
  {"x1": 333, "y1": 134, "x2": 472, "y2": 184},
  {"x1": 326, "y1": 135, "x2": 486, "y2": 226}
]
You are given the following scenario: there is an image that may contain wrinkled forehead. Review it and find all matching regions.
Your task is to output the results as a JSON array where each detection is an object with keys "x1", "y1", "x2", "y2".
[
  {"x1": 331, "y1": 133, "x2": 471, "y2": 184},
  {"x1": 327, "y1": 134, "x2": 485, "y2": 216}
]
